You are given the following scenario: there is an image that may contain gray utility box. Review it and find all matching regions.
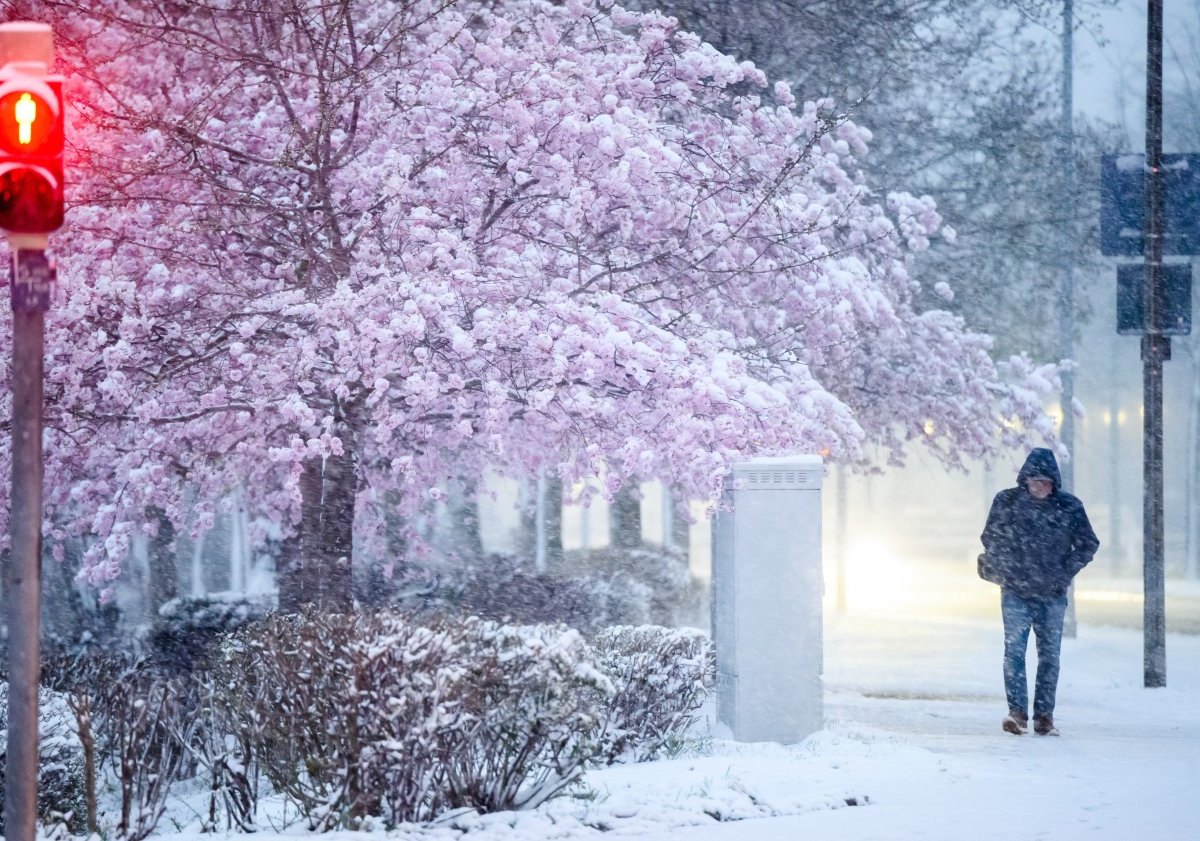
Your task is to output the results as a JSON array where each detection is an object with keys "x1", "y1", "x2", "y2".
[{"x1": 712, "y1": 455, "x2": 823, "y2": 743}]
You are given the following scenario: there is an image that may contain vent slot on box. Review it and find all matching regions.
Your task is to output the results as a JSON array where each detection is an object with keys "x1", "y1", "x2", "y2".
[{"x1": 742, "y1": 469, "x2": 813, "y2": 489}]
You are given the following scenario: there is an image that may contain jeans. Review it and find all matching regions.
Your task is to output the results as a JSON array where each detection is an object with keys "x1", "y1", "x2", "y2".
[{"x1": 1001, "y1": 589, "x2": 1068, "y2": 718}]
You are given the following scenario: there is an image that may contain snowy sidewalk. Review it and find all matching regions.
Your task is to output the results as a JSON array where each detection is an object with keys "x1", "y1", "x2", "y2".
[
  {"x1": 386, "y1": 614, "x2": 1200, "y2": 840},
  {"x1": 651, "y1": 613, "x2": 1200, "y2": 841}
]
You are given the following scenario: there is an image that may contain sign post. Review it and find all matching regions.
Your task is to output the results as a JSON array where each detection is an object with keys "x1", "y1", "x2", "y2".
[
  {"x1": 1098, "y1": 5, "x2": 1198, "y2": 688},
  {"x1": 1142, "y1": 0, "x2": 1167, "y2": 688}
]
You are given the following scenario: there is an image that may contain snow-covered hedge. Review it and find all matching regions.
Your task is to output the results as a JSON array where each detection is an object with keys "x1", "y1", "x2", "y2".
[
  {"x1": 452, "y1": 553, "x2": 613, "y2": 632},
  {"x1": 430, "y1": 618, "x2": 612, "y2": 815},
  {"x1": 214, "y1": 611, "x2": 365, "y2": 829},
  {"x1": 0, "y1": 682, "x2": 88, "y2": 834},
  {"x1": 416, "y1": 546, "x2": 705, "y2": 634},
  {"x1": 594, "y1": 625, "x2": 715, "y2": 763},
  {"x1": 217, "y1": 611, "x2": 614, "y2": 829},
  {"x1": 564, "y1": 547, "x2": 704, "y2": 630},
  {"x1": 147, "y1": 594, "x2": 273, "y2": 672},
  {"x1": 40, "y1": 651, "x2": 192, "y2": 841},
  {"x1": 21, "y1": 611, "x2": 714, "y2": 834}
]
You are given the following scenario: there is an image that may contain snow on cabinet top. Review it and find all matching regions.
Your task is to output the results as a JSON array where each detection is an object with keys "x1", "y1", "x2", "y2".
[
  {"x1": 735, "y1": 454, "x2": 825, "y2": 468},
  {"x1": 730, "y1": 455, "x2": 824, "y2": 491}
]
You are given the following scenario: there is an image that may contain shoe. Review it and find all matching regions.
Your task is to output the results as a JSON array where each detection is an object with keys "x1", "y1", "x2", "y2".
[
  {"x1": 1002, "y1": 709, "x2": 1029, "y2": 735},
  {"x1": 1033, "y1": 715, "x2": 1059, "y2": 736}
]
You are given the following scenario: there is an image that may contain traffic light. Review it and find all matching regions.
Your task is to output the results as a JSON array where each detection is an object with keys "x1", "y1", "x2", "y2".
[{"x1": 0, "y1": 69, "x2": 63, "y2": 233}]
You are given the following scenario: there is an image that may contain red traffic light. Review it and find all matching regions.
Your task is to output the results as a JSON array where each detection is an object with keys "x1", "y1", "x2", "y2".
[
  {"x1": 0, "y1": 72, "x2": 63, "y2": 234},
  {"x1": 0, "y1": 82, "x2": 59, "y2": 151}
]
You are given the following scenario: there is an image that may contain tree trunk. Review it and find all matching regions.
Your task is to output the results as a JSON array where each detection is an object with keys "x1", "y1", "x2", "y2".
[
  {"x1": 276, "y1": 530, "x2": 300, "y2": 611},
  {"x1": 542, "y1": 475, "x2": 564, "y2": 569},
  {"x1": 515, "y1": 476, "x2": 537, "y2": 564},
  {"x1": 355, "y1": 489, "x2": 404, "y2": 608},
  {"x1": 278, "y1": 456, "x2": 323, "y2": 612},
  {"x1": 43, "y1": 539, "x2": 87, "y2": 644},
  {"x1": 228, "y1": 497, "x2": 245, "y2": 594},
  {"x1": 67, "y1": 693, "x2": 98, "y2": 834},
  {"x1": 189, "y1": 528, "x2": 206, "y2": 598},
  {"x1": 670, "y1": 497, "x2": 690, "y2": 560},
  {"x1": 146, "y1": 507, "x2": 178, "y2": 615},
  {"x1": 319, "y1": 444, "x2": 356, "y2": 611},
  {"x1": 610, "y1": 484, "x2": 642, "y2": 550},
  {"x1": 451, "y1": 475, "x2": 484, "y2": 561}
]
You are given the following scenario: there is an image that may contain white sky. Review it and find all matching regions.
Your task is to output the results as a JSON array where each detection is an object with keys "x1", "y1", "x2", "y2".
[{"x1": 1074, "y1": 0, "x2": 1195, "y2": 148}]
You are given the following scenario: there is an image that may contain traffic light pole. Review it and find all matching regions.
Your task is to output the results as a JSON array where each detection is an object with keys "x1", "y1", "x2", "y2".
[
  {"x1": 0, "y1": 23, "x2": 64, "y2": 838},
  {"x1": 1142, "y1": 0, "x2": 1167, "y2": 688},
  {"x1": 4, "y1": 248, "x2": 48, "y2": 841}
]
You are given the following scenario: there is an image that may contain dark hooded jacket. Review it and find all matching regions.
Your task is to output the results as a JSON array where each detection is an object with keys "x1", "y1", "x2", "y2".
[{"x1": 981, "y1": 448, "x2": 1100, "y2": 599}]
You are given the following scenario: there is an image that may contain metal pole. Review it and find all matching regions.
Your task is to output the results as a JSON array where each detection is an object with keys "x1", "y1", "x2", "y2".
[
  {"x1": 1060, "y1": 0, "x2": 1078, "y2": 638},
  {"x1": 4, "y1": 249, "x2": 46, "y2": 841},
  {"x1": 1142, "y1": 0, "x2": 1167, "y2": 688},
  {"x1": 0, "y1": 24, "x2": 57, "y2": 837}
]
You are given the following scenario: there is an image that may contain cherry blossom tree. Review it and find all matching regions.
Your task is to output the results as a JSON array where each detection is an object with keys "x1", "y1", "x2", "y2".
[{"x1": 0, "y1": 0, "x2": 1062, "y2": 606}]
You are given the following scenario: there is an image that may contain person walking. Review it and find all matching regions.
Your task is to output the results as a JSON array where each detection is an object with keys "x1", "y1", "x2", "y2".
[{"x1": 980, "y1": 447, "x2": 1100, "y2": 736}]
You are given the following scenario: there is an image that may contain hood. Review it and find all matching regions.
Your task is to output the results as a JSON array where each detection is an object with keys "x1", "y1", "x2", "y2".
[{"x1": 1017, "y1": 447, "x2": 1062, "y2": 492}]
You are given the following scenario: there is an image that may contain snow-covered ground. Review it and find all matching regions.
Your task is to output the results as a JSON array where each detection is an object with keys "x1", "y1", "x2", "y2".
[{"x1": 150, "y1": 606, "x2": 1200, "y2": 841}]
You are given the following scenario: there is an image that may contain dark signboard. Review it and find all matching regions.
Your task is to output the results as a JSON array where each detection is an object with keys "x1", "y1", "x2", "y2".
[
  {"x1": 1100, "y1": 154, "x2": 1200, "y2": 257},
  {"x1": 1116, "y1": 263, "x2": 1192, "y2": 335}
]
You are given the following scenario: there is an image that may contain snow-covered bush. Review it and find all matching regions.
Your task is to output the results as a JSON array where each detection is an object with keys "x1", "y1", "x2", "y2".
[
  {"x1": 593, "y1": 625, "x2": 715, "y2": 763},
  {"x1": 221, "y1": 610, "x2": 614, "y2": 828},
  {"x1": 452, "y1": 554, "x2": 613, "y2": 632},
  {"x1": 193, "y1": 669, "x2": 261, "y2": 832},
  {"x1": 0, "y1": 682, "x2": 88, "y2": 834},
  {"x1": 558, "y1": 546, "x2": 705, "y2": 630},
  {"x1": 218, "y1": 611, "x2": 373, "y2": 830},
  {"x1": 436, "y1": 619, "x2": 613, "y2": 815},
  {"x1": 428, "y1": 546, "x2": 704, "y2": 634},
  {"x1": 148, "y1": 594, "x2": 273, "y2": 672},
  {"x1": 19, "y1": 610, "x2": 713, "y2": 833},
  {"x1": 41, "y1": 650, "x2": 146, "y2": 835},
  {"x1": 42, "y1": 649, "x2": 251, "y2": 837},
  {"x1": 356, "y1": 614, "x2": 473, "y2": 827},
  {"x1": 107, "y1": 673, "x2": 192, "y2": 841},
  {"x1": 41, "y1": 651, "x2": 203, "y2": 840}
]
